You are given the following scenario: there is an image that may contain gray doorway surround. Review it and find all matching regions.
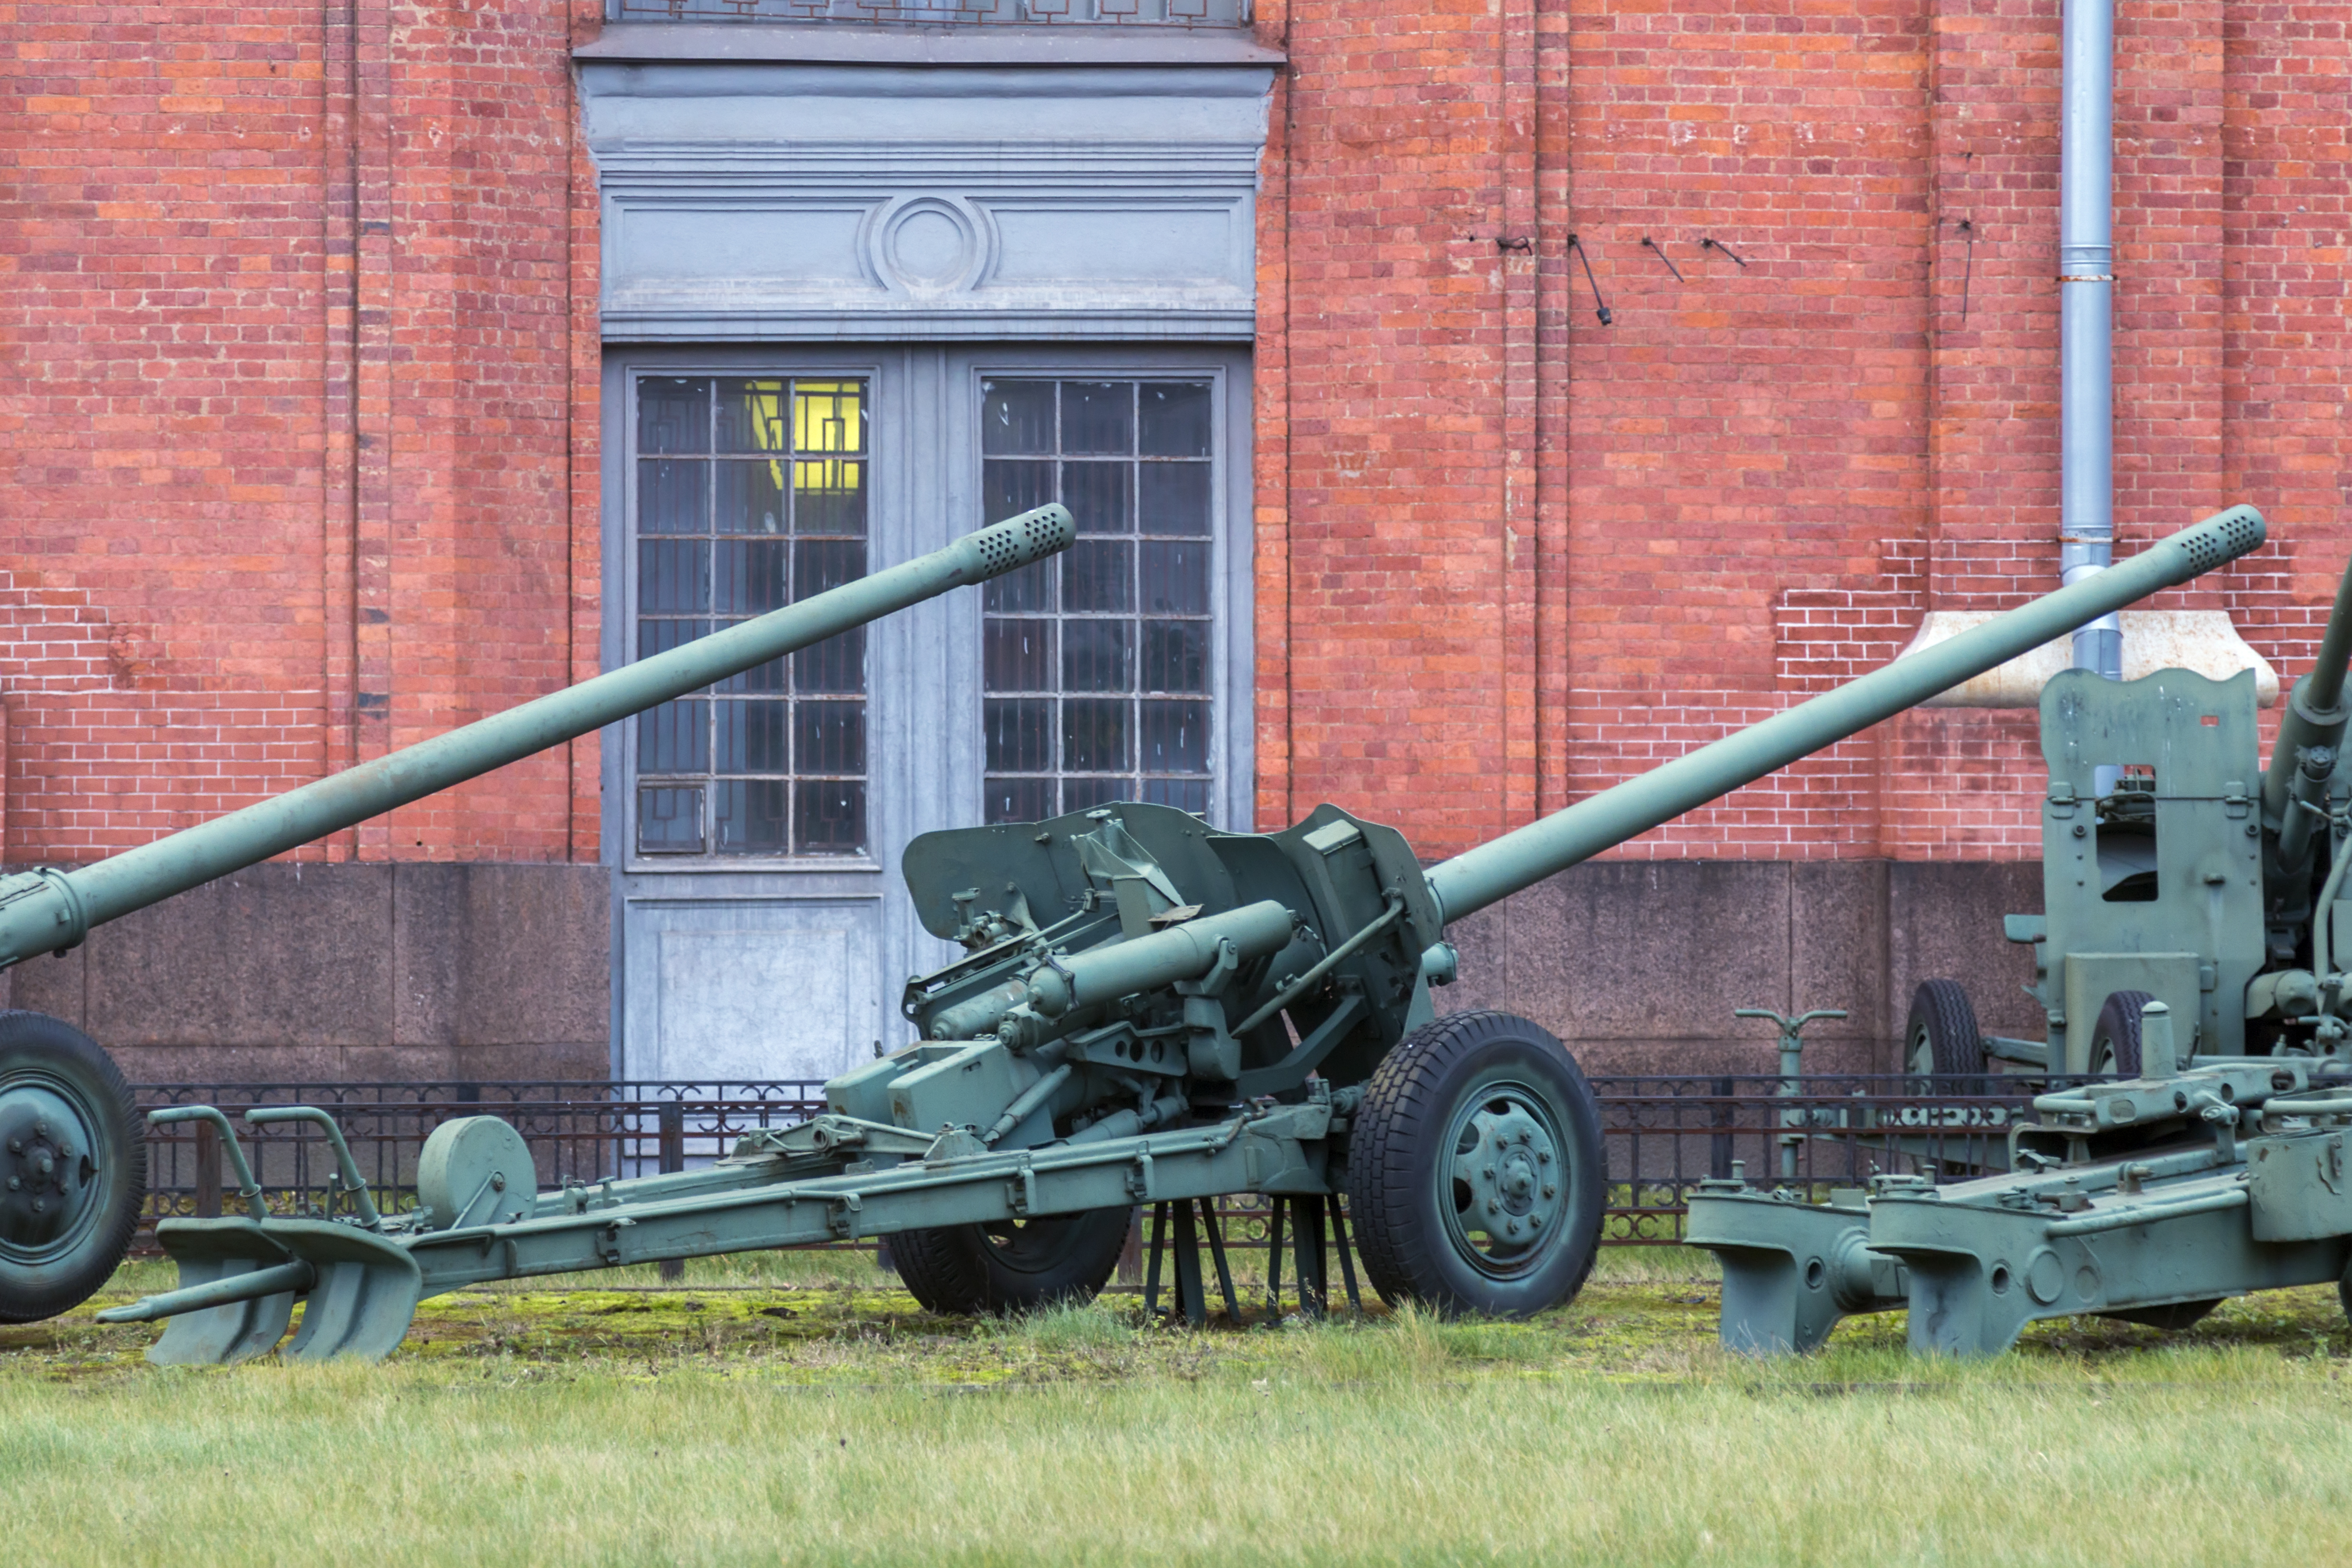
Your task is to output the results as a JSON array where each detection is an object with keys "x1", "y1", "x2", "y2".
[{"x1": 581, "y1": 31, "x2": 1274, "y2": 1082}]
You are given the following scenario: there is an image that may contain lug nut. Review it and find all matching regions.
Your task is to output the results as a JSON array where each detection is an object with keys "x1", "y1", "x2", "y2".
[
  {"x1": 1542, "y1": 1185, "x2": 1555, "y2": 1199},
  {"x1": 6, "y1": 1177, "x2": 18, "y2": 1191},
  {"x1": 7, "y1": 1139, "x2": 20, "y2": 1155}
]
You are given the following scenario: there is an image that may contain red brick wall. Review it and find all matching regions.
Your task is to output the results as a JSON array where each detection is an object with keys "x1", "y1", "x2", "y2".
[
  {"x1": 4, "y1": 4, "x2": 2343, "y2": 880},
  {"x1": 0, "y1": 2, "x2": 601, "y2": 868},
  {"x1": 1254, "y1": 0, "x2": 2352, "y2": 864}
]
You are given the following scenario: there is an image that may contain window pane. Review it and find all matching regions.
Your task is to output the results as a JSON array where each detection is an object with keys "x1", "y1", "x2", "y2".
[
  {"x1": 714, "y1": 461, "x2": 786, "y2": 536},
  {"x1": 640, "y1": 619, "x2": 715, "y2": 695},
  {"x1": 983, "y1": 558, "x2": 1055, "y2": 614},
  {"x1": 638, "y1": 700, "x2": 706, "y2": 774},
  {"x1": 984, "y1": 777, "x2": 1054, "y2": 825},
  {"x1": 640, "y1": 459, "x2": 707, "y2": 534},
  {"x1": 1139, "y1": 540, "x2": 1210, "y2": 615},
  {"x1": 637, "y1": 787, "x2": 705, "y2": 854},
  {"x1": 1061, "y1": 777, "x2": 1127, "y2": 814},
  {"x1": 984, "y1": 619, "x2": 1054, "y2": 692},
  {"x1": 1060, "y1": 381, "x2": 1133, "y2": 455},
  {"x1": 1063, "y1": 698, "x2": 1131, "y2": 773},
  {"x1": 794, "y1": 458, "x2": 866, "y2": 536},
  {"x1": 716, "y1": 699, "x2": 788, "y2": 773},
  {"x1": 715, "y1": 539, "x2": 788, "y2": 616},
  {"x1": 795, "y1": 701, "x2": 865, "y2": 775},
  {"x1": 1065, "y1": 540, "x2": 1133, "y2": 612},
  {"x1": 1140, "y1": 463, "x2": 1211, "y2": 536},
  {"x1": 1139, "y1": 777, "x2": 1209, "y2": 814},
  {"x1": 1062, "y1": 461, "x2": 1134, "y2": 535},
  {"x1": 981, "y1": 380, "x2": 1055, "y2": 455},
  {"x1": 715, "y1": 779, "x2": 789, "y2": 853},
  {"x1": 794, "y1": 780, "x2": 865, "y2": 854},
  {"x1": 1140, "y1": 700, "x2": 1207, "y2": 773},
  {"x1": 638, "y1": 377, "x2": 708, "y2": 454},
  {"x1": 715, "y1": 379, "x2": 791, "y2": 455},
  {"x1": 985, "y1": 698, "x2": 1054, "y2": 772},
  {"x1": 795, "y1": 627, "x2": 864, "y2": 696},
  {"x1": 1140, "y1": 620, "x2": 1208, "y2": 694},
  {"x1": 1139, "y1": 382, "x2": 1212, "y2": 457},
  {"x1": 796, "y1": 382, "x2": 867, "y2": 455},
  {"x1": 793, "y1": 538, "x2": 865, "y2": 599},
  {"x1": 1061, "y1": 619, "x2": 1132, "y2": 693},
  {"x1": 639, "y1": 539, "x2": 710, "y2": 615},
  {"x1": 983, "y1": 458, "x2": 1056, "y2": 522}
]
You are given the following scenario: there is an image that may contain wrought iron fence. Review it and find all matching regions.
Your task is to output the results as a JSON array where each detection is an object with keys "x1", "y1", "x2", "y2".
[{"x1": 130, "y1": 1072, "x2": 2079, "y2": 1251}]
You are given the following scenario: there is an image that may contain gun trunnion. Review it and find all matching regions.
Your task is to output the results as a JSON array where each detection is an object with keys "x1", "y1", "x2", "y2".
[{"x1": 0, "y1": 506, "x2": 2273, "y2": 1360}]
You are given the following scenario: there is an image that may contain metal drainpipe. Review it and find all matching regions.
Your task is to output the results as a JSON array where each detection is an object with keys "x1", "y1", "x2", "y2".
[{"x1": 2060, "y1": 0, "x2": 2122, "y2": 681}]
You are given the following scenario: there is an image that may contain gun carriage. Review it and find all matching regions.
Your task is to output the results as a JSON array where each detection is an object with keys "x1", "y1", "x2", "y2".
[{"x1": 0, "y1": 505, "x2": 2276, "y2": 1362}]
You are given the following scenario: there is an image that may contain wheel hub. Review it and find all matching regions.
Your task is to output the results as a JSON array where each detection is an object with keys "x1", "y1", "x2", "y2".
[
  {"x1": 0, "y1": 1084, "x2": 100, "y2": 1256},
  {"x1": 1449, "y1": 1098, "x2": 1563, "y2": 1262}
]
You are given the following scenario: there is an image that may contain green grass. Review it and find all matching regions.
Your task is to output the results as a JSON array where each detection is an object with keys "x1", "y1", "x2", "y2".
[{"x1": 4, "y1": 1249, "x2": 2350, "y2": 1565}]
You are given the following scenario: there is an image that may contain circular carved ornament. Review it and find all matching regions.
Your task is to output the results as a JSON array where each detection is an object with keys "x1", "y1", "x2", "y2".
[{"x1": 864, "y1": 196, "x2": 994, "y2": 298}]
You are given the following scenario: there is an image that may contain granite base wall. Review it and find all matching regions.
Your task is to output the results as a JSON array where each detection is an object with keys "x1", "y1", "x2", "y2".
[
  {"x1": 0, "y1": 862, "x2": 611, "y2": 1083},
  {"x1": 0, "y1": 858, "x2": 2039, "y2": 1085},
  {"x1": 1435, "y1": 859, "x2": 2044, "y2": 1078}
]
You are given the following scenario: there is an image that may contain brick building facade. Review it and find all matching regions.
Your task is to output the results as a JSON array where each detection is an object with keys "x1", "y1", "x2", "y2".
[{"x1": 2, "y1": 1, "x2": 2345, "y2": 1080}]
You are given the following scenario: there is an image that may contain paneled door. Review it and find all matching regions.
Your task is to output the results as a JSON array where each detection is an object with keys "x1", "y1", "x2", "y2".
[{"x1": 604, "y1": 347, "x2": 1251, "y2": 1084}]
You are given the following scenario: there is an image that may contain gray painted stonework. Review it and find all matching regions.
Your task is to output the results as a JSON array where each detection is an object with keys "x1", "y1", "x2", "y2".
[
  {"x1": 581, "y1": 45, "x2": 1273, "y2": 1082},
  {"x1": 576, "y1": 57, "x2": 1276, "y2": 342}
]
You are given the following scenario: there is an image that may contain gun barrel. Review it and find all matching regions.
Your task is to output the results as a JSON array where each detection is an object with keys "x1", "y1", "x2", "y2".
[
  {"x1": 2261, "y1": 546, "x2": 2352, "y2": 834},
  {"x1": 0, "y1": 506, "x2": 1075, "y2": 967},
  {"x1": 1425, "y1": 505, "x2": 2267, "y2": 926}
]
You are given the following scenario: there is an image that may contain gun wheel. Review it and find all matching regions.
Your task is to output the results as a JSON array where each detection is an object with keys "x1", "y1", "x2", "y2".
[
  {"x1": 2090, "y1": 989, "x2": 2154, "y2": 1076},
  {"x1": 1347, "y1": 1010, "x2": 1603, "y2": 1318},
  {"x1": 0, "y1": 1011, "x2": 145, "y2": 1324},
  {"x1": 1904, "y1": 979, "x2": 1985, "y2": 1091},
  {"x1": 889, "y1": 1205, "x2": 1133, "y2": 1316}
]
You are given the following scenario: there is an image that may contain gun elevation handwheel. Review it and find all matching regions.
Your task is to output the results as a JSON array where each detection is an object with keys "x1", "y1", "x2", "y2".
[
  {"x1": 890, "y1": 1205, "x2": 1133, "y2": 1316},
  {"x1": 1346, "y1": 1010, "x2": 1604, "y2": 1318},
  {"x1": 0, "y1": 1010, "x2": 145, "y2": 1324}
]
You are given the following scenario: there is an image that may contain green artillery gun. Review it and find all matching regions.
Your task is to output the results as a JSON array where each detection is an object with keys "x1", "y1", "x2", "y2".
[
  {"x1": 1686, "y1": 517, "x2": 2352, "y2": 1356},
  {"x1": 0, "y1": 506, "x2": 2265, "y2": 1361},
  {"x1": 0, "y1": 505, "x2": 1077, "y2": 1331}
]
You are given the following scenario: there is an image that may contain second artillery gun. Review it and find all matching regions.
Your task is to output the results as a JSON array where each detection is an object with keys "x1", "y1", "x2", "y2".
[
  {"x1": 0, "y1": 506, "x2": 2268, "y2": 1361},
  {"x1": 1690, "y1": 520, "x2": 2352, "y2": 1355}
]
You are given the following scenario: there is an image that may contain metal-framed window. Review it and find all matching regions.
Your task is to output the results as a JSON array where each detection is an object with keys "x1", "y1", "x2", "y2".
[
  {"x1": 979, "y1": 378, "x2": 1216, "y2": 822},
  {"x1": 632, "y1": 374, "x2": 871, "y2": 857}
]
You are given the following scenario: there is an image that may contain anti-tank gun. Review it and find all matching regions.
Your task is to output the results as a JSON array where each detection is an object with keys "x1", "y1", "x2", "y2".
[
  {"x1": 0, "y1": 505, "x2": 1080, "y2": 1329},
  {"x1": 50, "y1": 505, "x2": 2270, "y2": 1362}
]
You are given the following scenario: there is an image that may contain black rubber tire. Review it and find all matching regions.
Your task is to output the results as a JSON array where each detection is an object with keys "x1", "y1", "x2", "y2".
[
  {"x1": 1903, "y1": 979, "x2": 1985, "y2": 1090},
  {"x1": 2091, "y1": 989, "x2": 2155, "y2": 1077},
  {"x1": 0, "y1": 1010, "x2": 145, "y2": 1324},
  {"x1": 889, "y1": 1206, "x2": 1133, "y2": 1316},
  {"x1": 1346, "y1": 1010, "x2": 1604, "y2": 1318}
]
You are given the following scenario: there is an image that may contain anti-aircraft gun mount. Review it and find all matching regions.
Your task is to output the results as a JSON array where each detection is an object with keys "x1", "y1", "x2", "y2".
[
  {"x1": 1687, "y1": 517, "x2": 2352, "y2": 1357},
  {"x1": 0, "y1": 504, "x2": 1079, "y2": 1330}
]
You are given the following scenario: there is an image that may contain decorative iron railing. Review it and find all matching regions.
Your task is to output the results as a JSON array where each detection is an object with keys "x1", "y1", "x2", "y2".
[
  {"x1": 610, "y1": 0, "x2": 1251, "y2": 28},
  {"x1": 131, "y1": 1072, "x2": 2078, "y2": 1251}
]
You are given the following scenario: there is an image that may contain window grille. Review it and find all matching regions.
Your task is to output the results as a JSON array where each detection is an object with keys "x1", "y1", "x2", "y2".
[
  {"x1": 980, "y1": 378, "x2": 1215, "y2": 823},
  {"x1": 633, "y1": 375, "x2": 870, "y2": 857}
]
